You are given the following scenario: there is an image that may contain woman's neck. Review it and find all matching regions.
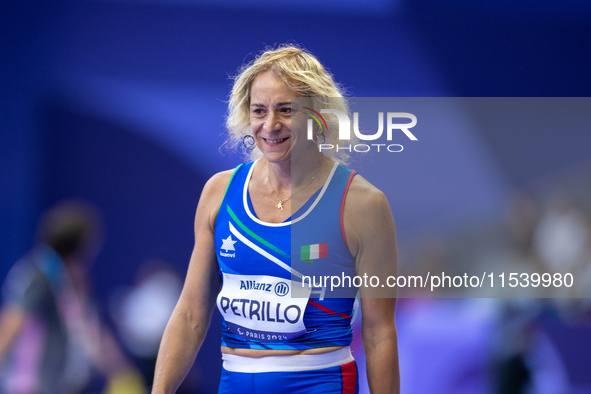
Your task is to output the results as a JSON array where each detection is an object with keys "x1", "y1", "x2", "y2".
[{"x1": 265, "y1": 152, "x2": 326, "y2": 192}]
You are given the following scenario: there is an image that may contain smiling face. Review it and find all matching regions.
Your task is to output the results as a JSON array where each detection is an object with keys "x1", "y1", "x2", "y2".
[{"x1": 249, "y1": 71, "x2": 307, "y2": 165}]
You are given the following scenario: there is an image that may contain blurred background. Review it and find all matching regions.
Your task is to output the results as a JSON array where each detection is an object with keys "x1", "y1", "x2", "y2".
[{"x1": 1, "y1": 0, "x2": 590, "y2": 392}]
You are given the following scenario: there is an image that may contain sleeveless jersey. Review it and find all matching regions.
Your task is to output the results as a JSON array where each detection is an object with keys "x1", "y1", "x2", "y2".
[{"x1": 214, "y1": 160, "x2": 357, "y2": 350}]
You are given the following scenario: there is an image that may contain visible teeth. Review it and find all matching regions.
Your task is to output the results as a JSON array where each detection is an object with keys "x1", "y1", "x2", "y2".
[{"x1": 266, "y1": 138, "x2": 287, "y2": 144}]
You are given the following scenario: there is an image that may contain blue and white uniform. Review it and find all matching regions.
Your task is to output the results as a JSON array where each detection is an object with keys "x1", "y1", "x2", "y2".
[{"x1": 214, "y1": 160, "x2": 359, "y2": 393}]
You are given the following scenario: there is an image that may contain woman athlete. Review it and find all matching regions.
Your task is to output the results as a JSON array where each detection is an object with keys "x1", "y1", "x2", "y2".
[{"x1": 152, "y1": 45, "x2": 399, "y2": 394}]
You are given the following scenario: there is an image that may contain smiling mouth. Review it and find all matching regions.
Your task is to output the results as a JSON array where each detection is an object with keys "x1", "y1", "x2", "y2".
[{"x1": 263, "y1": 137, "x2": 289, "y2": 144}]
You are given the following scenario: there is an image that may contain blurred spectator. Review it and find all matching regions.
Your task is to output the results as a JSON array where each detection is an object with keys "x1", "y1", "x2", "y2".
[
  {"x1": 109, "y1": 260, "x2": 182, "y2": 384},
  {"x1": 533, "y1": 193, "x2": 590, "y2": 274},
  {"x1": 0, "y1": 200, "x2": 145, "y2": 394}
]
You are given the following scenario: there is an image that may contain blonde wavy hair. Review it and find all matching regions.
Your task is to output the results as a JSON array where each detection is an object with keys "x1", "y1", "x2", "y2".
[{"x1": 224, "y1": 44, "x2": 352, "y2": 163}]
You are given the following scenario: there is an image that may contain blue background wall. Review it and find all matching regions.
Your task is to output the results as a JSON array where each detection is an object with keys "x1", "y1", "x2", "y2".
[{"x1": 2, "y1": 0, "x2": 590, "y2": 392}]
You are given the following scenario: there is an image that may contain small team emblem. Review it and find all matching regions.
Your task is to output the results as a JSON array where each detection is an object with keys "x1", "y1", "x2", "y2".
[{"x1": 221, "y1": 235, "x2": 237, "y2": 252}]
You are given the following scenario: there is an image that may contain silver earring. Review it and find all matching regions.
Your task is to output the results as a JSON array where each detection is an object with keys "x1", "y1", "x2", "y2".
[
  {"x1": 316, "y1": 131, "x2": 326, "y2": 144},
  {"x1": 242, "y1": 135, "x2": 256, "y2": 150}
]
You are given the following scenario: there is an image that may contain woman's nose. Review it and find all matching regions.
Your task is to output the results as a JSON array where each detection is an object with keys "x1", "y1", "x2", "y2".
[{"x1": 264, "y1": 111, "x2": 281, "y2": 132}]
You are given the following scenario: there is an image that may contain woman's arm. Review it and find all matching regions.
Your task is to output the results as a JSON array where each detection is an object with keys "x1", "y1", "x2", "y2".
[
  {"x1": 151, "y1": 170, "x2": 232, "y2": 394},
  {"x1": 361, "y1": 298, "x2": 399, "y2": 394},
  {"x1": 344, "y1": 176, "x2": 400, "y2": 394}
]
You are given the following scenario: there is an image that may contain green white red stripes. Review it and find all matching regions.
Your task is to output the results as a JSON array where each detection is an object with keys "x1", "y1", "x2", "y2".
[{"x1": 300, "y1": 243, "x2": 328, "y2": 261}]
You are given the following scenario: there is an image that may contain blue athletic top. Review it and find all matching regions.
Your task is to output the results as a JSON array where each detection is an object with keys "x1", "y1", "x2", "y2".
[{"x1": 214, "y1": 160, "x2": 358, "y2": 350}]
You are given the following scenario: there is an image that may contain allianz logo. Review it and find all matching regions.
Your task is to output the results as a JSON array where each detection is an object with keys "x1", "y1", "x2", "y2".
[{"x1": 240, "y1": 280, "x2": 272, "y2": 292}]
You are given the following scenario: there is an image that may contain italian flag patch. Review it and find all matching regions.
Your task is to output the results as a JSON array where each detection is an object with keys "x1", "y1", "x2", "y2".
[{"x1": 301, "y1": 243, "x2": 328, "y2": 264}]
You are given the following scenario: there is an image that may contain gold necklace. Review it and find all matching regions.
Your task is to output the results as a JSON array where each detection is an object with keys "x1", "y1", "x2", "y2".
[{"x1": 267, "y1": 165, "x2": 322, "y2": 210}]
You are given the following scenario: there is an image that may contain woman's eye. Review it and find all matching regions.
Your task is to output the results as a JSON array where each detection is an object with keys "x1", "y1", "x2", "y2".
[
  {"x1": 281, "y1": 108, "x2": 292, "y2": 114},
  {"x1": 251, "y1": 108, "x2": 265, "y2": 115}
]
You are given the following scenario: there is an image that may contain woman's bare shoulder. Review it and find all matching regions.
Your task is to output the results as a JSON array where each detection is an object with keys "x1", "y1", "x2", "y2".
[
  {"x1": 343, "y1": 173, "x2": 395, "y2": 256},
  {"x1": 345, "y1": 174, "x2": 390, "y2": 214},
  {"x1": 197, "y1": 167, "x2": 241, "y2": 228},
  {"x1": 204, "y1": 168, "x2": 237, "y2": 195}
]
